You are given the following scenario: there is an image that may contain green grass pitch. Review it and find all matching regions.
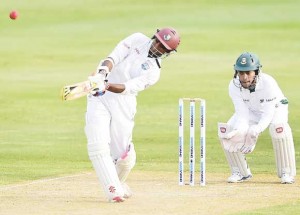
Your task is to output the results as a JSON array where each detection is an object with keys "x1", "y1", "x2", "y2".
[{"x1": 1, "y1": 0, "x2": 300, "y2": 214}]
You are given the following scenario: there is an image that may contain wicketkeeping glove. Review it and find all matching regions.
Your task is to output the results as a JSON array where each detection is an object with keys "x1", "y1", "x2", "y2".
[
  {"x1": 218, "y1": 123, "x2": 246, "y2": 152},
  {"x1": 240, "y1": 125, "x2": 260, "y2": 154},
  {"x1": 223, "y1": 130, "x2": 238, "y2": 139}
]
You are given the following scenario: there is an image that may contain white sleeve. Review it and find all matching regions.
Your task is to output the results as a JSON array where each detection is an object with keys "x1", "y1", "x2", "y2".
[
  {"x1": 256, "y1": 102, "x2": 275, "y2": 133},
  {"x1": 108, "y1": 33, "x2": 143, "y2": 65},
  {"x1": 122, "y1": 68, "x2": 160, "y2": 95},
  {"x1": 255, "y1": 77, "x2": 280, "y2": 133},
  {"x1": 228, "y1": 81, "x2": 249, "y2": 129}
]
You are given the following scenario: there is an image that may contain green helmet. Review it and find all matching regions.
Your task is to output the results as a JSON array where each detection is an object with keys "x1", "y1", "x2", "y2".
[{"x1": 234, "y1": 52, "x2": 262, "y2": 72}]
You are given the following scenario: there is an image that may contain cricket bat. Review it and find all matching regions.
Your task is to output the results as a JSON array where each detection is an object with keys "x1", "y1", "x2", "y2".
[{"x1": 61, "y1": 80, "x2": 96, "y2": 101}]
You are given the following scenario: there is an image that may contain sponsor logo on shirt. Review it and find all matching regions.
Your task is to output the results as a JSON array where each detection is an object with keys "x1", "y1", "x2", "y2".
[
  {"x1": 141, "y1": 62, "x2": 150, "y2": 70},
  {"x1": 266, "y1": 97, "x2": 276, "y2": 102},
  {"x1": 243, "y1": 99, "x2": 249, "y2": 102},
  {"x1": 134, "y1": 48, "x2": 140, "y2": 55},
  {"x1": 260, "y1": 99, "x2": 264, "y2": 103},
  {"x1": 123, "y1": 42, "x2": 130, "y2": 49}
]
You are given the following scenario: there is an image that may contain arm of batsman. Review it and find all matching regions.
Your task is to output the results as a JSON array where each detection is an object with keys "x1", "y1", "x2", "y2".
[{"x1": 240, "y1": 125, "x2": 260, "y2": 154}]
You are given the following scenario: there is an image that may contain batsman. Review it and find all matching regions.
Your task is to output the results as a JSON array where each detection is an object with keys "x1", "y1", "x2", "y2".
[
  {"x1": 218, "y1": 52, "x2": 296, "y2": 184},
  {"x1": 85, "y1": 27, "x2": 180, "y2": 202}
]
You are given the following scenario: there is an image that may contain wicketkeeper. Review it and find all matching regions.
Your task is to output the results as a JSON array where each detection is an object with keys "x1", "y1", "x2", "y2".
[
  {"x1": 218, "y1": 52, "x2": 296, "y2": 184},
  {"x1": 85, "y1": 28, "x2": 180, "y2": 202}
]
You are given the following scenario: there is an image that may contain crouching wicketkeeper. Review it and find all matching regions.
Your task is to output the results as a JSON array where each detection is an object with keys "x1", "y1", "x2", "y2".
[{"x1": 218, "y1": 52, "x2": 296, "y2": 184}]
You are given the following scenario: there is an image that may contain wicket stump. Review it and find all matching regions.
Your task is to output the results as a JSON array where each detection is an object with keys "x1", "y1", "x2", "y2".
[{"x1": 178, "y1": 98, "x2": 206, "y2": 186}]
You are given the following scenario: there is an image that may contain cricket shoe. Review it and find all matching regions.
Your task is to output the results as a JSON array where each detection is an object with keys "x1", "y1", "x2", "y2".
[
  {"x1": 122, "y1": 183, "x2": 132, "y2": 199},
  {"x1": 281, "y1": 173, "x2": 295, "y2": 184},
  {"x1": 110, "y1": 196, "x2": 125, "y2": 203},
  {"x1": 227, "y1": 171, "x2": 252, "y2": 183},
  {"x1": 107, "y1": 185, "x2": 125, "y2": 203}
]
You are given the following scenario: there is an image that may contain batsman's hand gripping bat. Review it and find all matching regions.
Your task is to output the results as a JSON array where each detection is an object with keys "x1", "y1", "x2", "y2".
[
  {"x1": 61, "y1": 71, "x2": 110, "y2": 101},
  {"x1": 61, "y1": 80, "x2": 96, "y2": 101}
]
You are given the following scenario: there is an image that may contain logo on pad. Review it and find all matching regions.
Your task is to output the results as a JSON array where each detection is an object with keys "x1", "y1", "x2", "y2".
[
  {"x1": 276, "y1": 127, "x2": 283, "y2": 133},
  {"x1": 220, "y1": 127, "x2": 226, "y2": 133}
]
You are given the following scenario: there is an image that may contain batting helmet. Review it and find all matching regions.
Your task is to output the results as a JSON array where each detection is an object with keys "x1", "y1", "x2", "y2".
[
  {"x1": 154, "y1": 27, "x2": 180, "y2": 51},
  {"x1": 234, "y1": 52, "x2": 262, "y2": 72}
]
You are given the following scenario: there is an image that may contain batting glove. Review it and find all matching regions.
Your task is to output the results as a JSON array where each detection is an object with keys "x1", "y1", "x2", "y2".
[{"x1": 88, "y1": 74, "x2": 108, "y2": 96}]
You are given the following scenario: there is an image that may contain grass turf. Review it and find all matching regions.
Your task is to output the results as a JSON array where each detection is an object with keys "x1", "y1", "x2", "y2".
[{"x1": 1, "y1": 0, "x2": 300, "y2": 214}]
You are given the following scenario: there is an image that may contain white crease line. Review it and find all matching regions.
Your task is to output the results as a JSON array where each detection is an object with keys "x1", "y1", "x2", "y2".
[{"x1": 0, "y1": 172, "x2": 92, "y2": 191}]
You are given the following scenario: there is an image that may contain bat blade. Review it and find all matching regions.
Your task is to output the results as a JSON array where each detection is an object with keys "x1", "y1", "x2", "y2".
[{"x1": 61, "y1": 80, "x2": 94, "y2": 101}]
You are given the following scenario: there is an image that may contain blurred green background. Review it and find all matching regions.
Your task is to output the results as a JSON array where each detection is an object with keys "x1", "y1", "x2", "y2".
[{"x1": 1, "y1": 0, "x2": 299, "y2": 213}]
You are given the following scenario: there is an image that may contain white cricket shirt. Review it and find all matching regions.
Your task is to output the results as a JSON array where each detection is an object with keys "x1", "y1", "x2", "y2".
[
  {"x1": 106, "y1": 33, "x2": 161, "y2": 96},
  {"x1": 229, "y1": 73, "x2": 286, "y2": 133}
]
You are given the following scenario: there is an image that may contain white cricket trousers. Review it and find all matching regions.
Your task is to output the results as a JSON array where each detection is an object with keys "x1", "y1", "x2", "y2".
[{"x1": 85, "y1": 93, "x2": 137, "y2": 160}]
